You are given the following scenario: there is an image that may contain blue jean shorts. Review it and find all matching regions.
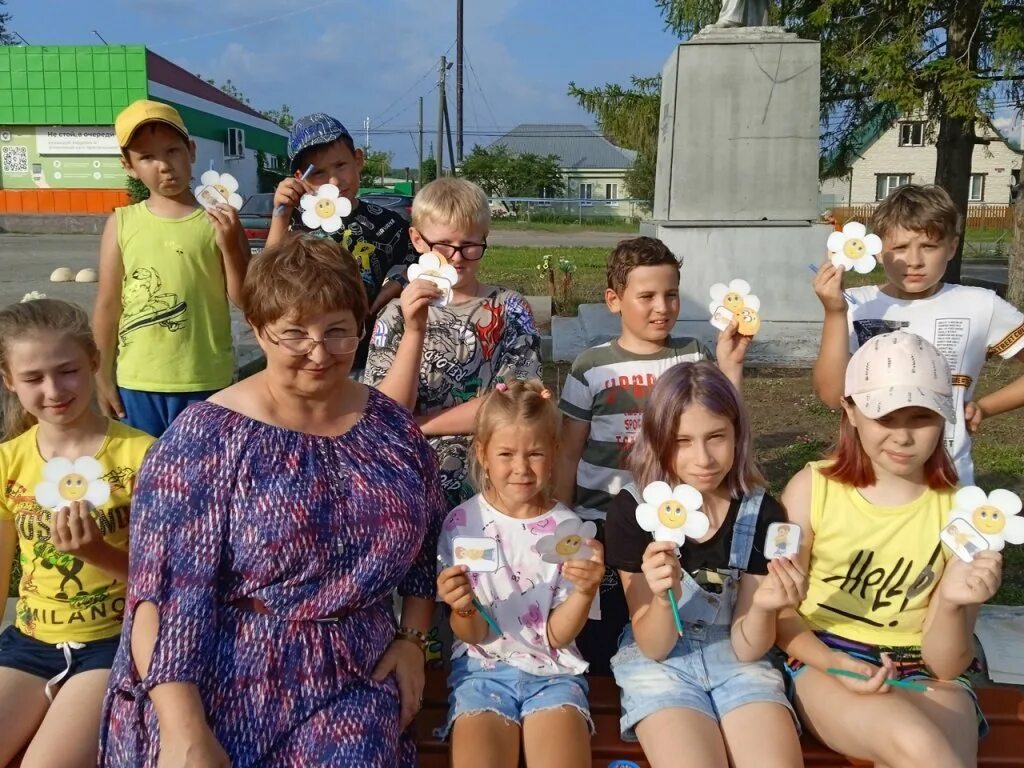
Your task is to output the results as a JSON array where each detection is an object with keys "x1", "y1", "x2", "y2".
[
  {"x1": 611, "y1": 627, "x2": 796, "y2": 741},
  {"x1": 0, "y1": 625, "x2": 120, "y2": 680},
  {"x1": 439, "y1": 654, "x2": 593, "y2": 739}
]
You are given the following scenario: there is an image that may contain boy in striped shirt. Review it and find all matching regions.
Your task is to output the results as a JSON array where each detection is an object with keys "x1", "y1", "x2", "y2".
[{"x1": 555, "y1": 236, "x2": 747, "y2": 673}]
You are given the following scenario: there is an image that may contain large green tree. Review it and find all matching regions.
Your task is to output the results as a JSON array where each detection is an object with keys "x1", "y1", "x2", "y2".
[
  {"x1": 361, "y1": 150, "x2": 393, "y2": 187},
  {"x1": 459, "y1": 145, "x2": 565, "y2": 210}
]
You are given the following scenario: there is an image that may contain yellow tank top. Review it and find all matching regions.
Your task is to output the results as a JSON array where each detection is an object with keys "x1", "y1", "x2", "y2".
[
  {"x1": 797, "y1": 461, "x2": 953, "y2": 647},
  {"x1": 0, "y1": 420, "x2": 155, "y2": 643},
  {"x1": 115, "y1": 202, "x2": 234, "y2": 391}
]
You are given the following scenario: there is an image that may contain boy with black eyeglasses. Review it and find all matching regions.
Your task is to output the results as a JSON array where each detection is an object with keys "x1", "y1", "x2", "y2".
[{"x1": 364, "y1": 177, "x2": 542, "y2": 508}]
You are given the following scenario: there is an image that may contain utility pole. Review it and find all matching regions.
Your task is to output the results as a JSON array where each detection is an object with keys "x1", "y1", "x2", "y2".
[
  {"x1": 418, "y1": 96, "x2": 424, "y2": 187},
  {"x1": 443, "y1": 93, "x2": 456, "y2": 177},
  {"x1": 363, "y1": 116, "x2": 370, "y2": 152},
  {"x1": 456, "y1": 0, "x2": 464, "y2": 163},
  {"x1": 437, "y1": 55, "x2": 447, "y2": 178}
]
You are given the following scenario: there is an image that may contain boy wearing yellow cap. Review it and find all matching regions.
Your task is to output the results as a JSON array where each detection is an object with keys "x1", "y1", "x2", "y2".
[{"x1": 92, "y1": 100, "x2": 248, "y2": 437}]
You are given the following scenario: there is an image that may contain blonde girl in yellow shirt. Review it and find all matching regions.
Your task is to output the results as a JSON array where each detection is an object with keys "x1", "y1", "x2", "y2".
[
  {"x1": 0, "y1": 298, "x2": 153, "y2": 767},
  {"x1": 778, "y1": 331, "x2": 1001, "y2": 768}
]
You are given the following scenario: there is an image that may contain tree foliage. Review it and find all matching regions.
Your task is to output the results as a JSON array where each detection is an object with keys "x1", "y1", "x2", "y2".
[
  {"x1": 421, "y1": 156, "x2": 438, "y2": 184},
  {"x1": 569, "y1": 76, "x2": 661, "y2": 208},
  {"x1": 0, "y1": 0, "x2": 17, "y2": 46},
  {"x1": 361, "y1": 150, "x2": 393, "y2": 187},
  {"x1": 459, "y1": 145, "x2": 566, "y2": 206}
]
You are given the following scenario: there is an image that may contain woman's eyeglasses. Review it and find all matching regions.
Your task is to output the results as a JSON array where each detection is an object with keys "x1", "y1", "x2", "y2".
[
  {"x1": 264, "y1": 328, "x2": 362, "y2": 356},
  {"x1": 422, "y1": 238, "x2": 488, "y2": 261}
]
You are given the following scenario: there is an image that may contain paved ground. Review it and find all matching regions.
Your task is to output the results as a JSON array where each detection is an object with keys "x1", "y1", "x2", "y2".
[{"x1": 488, "y1": 229, "x2": 629, "y2": 247}]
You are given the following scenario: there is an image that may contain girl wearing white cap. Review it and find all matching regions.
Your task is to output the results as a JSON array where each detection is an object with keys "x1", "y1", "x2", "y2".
[{"x1": 778, "y1": 331, "x2": 1000, "y2": 767}]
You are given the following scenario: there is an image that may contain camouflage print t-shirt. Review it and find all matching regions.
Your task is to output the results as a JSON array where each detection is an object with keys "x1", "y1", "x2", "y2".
[{"x1": 363, "y1": 287, "x2": 542, "y2": 508}]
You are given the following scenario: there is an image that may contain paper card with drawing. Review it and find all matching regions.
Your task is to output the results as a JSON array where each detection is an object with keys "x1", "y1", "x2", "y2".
[
  {"x1": 708, "y1": 279, "x2": 761, "y2": 336},
  {"x1": 764, "y1": 522, "x2": 802, "y2": 560},
  {"x1": 408, "y1": 252, "x2": 457, "y2": 307},
  {"x1": 452, "y1": 536, "x2": 500, "y2": 572},
  {"x1": 940, "y1": 519, "x2": 990, "y2": 563}
]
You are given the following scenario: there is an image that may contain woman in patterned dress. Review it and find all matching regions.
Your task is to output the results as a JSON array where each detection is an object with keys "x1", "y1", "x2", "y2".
[{"x1": 98, "y1": 235, "x2": 446, "y2": 767}]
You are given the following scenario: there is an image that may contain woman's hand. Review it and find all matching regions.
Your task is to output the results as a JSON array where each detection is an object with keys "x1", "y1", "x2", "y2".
[
  {"x1": 939, "y1": 551, "x2": 1002, "y2": 607},
  {"x1": 641, "y1": 540, "x2": 682, "y2": 600},
  {"x1": 437, "y1": 565, "x2": 476, "y2": 613},
  {"x1": 560, "y1": 539, "x2": 604, "y2": 598},
  {"x1": 157, "y1": 723, "x2": 230, "y2": 768},
  {"x1": 372, "y1": 637, "x2": 426, "y2": 730},
  {"x1": 826, "y1": 650, "x2": 893, "y2": 695},
  {"x1": 751, "y1": 557, "x2": 808, "y2": 613}
]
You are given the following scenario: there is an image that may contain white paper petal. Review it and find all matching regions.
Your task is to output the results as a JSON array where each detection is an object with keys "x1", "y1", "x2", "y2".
[
  {"x1": 321, "y1": 215, "x2": 343, "y2": 234},
  {"x1": 336, "y1": 197, "x2": 353, "y2": 217},
  {"x1": 729, "y1": 279, "x2": 751, "y2": 296},
  {"x1": 407, "y1": 264, "x2": 425, "y2": 281},
  {"x1": 863, "y1": 233, "x2": 883, "y2": 255},
  {"x1": 826, "y1": 231, "x2": 846, "y2": 253},
  {"x1": 301, "y1": 210, "x2": 321, "y2": 230},
  {"x1": 642, "y1": 481, "x2": 673, "y2": 506},
  {"x1": 419, "y1": 253, "x2": 442, "y2": 271},
  {"x1": 636, "y1": 503, "x2": 660, "y2": 533},
  {"x1": 439, "y1": 265, "x2": 459, "y2": 284},
  {"x1": 43, "y1": 457, "x2": 75, "y2": 482},
  {"x1": 579, "y1": 521, "x2": 597, "y2": 540},
  {"x1": 200, "y1": 170, "x2": 220, "y2": 186},
  {"x1": 985, "y1": 531, "x2": 1007, "y2": 552},
  {"x1": 675, "y1": 485, "x2": 704, "y2": 512},
  {"x1": 227, "y1": 193, "x2": 244, "y2": 210},
  {"x1": 843, "y1": 221, "x2": 867, "y2": 239},
  {"x1": 300, "y1": 194, "x2": 316, "y2": 212},
  {"x1": 708, "y1": 300, "x2": 723, "y2": 316},
  {"x1": 953, "y1": 486, "x2": 988, "y2": 512},
  {"x1": 72, "y1": 456, "x2": 102, "y2": 480},
  {"x1": 988, "y1": 489, "x2": 1023, "y2": 518},
  {"x1": 540, "y1": 553, "x2": 562, "y2": 564},
  {"x1": 830, "y1": 253, "x2": 852, "y2": 271},
  {"x1": 318, "y1": 183, "x2": 340, "y2": 200},
  {"x1": 34, "y1": 481, "x2": 62, "y2": 509},
  {"x1": 744, "y1": 294, "x2": 760, "y2": 312},
  {"x1": 85, "y1": 480, "x2": 111, "y2": 507},
  {"x1": 682, "y1": 511, "x2": 711, "y2": 539},
  {"x1": 852, "y1": 255, "x2": 877, "y2": 274},
  {"x1": 949, "y1": 510, "x2": 973, "y2": 527},
  {"x1": 1003, "y1": 515, "x2": 1024, "y2": 546},
  {"x1": 221, "y1": 174, "x2": 239, "y2": 193},
  {"x1": 536, "y1": 537, "x2": 556, "y2": 555},
  {"x1": 656, "y1": 525, "x2": 687, "y2": 546},
  {"x1": 553, "y1": 518, "x2": 577, "y2": 537},
  {"x1": 575, "y1": 544, "x2": 594, "y2": 561}
]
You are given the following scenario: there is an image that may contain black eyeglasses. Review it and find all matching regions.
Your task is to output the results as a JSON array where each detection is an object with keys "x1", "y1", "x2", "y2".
[
  {"x1": 264, "y1": 328, "x2": 362, "y2": 356},
  {"x1": 422, "y1": 238, "x2": 488, "y2": 261}
]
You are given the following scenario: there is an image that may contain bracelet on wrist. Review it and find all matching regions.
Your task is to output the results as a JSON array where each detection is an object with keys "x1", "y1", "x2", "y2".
[
  {"x1": 454, "y1": 606, "x2": 478, "y2": 618},
  {"x1": 396, "y1": 626, "x2": 429, "y2": 653}
]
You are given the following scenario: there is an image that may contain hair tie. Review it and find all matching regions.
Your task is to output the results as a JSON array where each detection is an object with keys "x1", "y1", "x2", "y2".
[
  {"x1": 540, "y1": 388, "x2": 552, "y2": 400},
  {"x1": 495, "y1": 383, "x2": 508, "y2": 393}
]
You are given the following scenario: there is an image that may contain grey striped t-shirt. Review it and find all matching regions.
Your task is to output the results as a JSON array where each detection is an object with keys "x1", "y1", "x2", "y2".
[{"x1": 559, "y1": 337, "x2": 712, "y2": 521}]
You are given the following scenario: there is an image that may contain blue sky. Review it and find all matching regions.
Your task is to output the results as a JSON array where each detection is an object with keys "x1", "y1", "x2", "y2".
[{"x1": 7, "y1": 0, "x2": 682, "y2": 166}]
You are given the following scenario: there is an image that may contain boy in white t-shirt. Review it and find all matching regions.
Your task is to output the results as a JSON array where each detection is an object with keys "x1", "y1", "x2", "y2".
[{"x1": 812, "y1": 184, "x2": 1024, "y2": 483}]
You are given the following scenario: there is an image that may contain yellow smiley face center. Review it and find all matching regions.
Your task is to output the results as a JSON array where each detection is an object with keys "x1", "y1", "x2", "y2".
[
  {"x1": 58, "y1": 473, "x2": 88, "y2": 501},
  {"x1": 555, "y1": 535, "x2": 582, "y2": 556},
  {"x1": 722, "y1": 292, "x2": 744, "y2": 313},
  {"x1": 315, "y1": 198, "x2": 337, "y2": 219},
  {"x1": 657, "y1": 500, "x2": 687, "y2": 529},
  {"x1": 843, "y1": 238, "x2": 867, "y2": 260},
  {"x1": 738, "y1": 308, "x2": 760, "y2": 336},
  {"x1": 972, "y1": 505, "x2": 1005, "y2": 534}
]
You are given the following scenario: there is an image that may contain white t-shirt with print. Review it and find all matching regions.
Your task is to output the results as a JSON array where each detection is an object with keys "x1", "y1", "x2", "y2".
[
  {"x1": 846, "y1": 284, "x2": 1024, "y2": 483},
  {"x1": 437, "y1": 494, "x2": 589, "y2": 676}
]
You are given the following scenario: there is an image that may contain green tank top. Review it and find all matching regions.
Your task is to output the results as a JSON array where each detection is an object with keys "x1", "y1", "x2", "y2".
[{"x1": 115, "y1": 202, "x2": 234, "y2": 391}]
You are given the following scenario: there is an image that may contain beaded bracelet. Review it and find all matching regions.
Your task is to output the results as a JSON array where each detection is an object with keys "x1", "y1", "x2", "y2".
[
  {"x1": 454, "y1": 606, "x2": 478, "y2": 618},
  {"x1": 396, "y1": 626, "x2": 429, "y2": 653}
]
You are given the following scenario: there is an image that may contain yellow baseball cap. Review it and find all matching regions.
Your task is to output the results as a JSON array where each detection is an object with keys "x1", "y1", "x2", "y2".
[{"x1": 115, "y1": 99, "x2": 189, "y2": 148}]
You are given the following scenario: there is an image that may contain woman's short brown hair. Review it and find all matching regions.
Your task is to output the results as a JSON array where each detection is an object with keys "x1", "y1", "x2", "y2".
[{"x1": 243, "y1": 233, "x2": 369, "y2": 330}]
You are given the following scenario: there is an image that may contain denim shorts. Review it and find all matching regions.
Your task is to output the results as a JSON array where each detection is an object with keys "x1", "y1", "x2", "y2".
[
  {"x1": 0, "y1": 625, "x2": 120, "y2": 680},
  {"x1": 611, "y1": 626, "x2": 795, "y2": 741},
  {"x1": 439, "y1": 654, "x2": 593, "y2": 739}
]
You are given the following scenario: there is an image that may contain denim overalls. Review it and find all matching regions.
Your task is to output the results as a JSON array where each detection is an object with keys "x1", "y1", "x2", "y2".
[{"x1": 610, "y1": 486, "x2": 794, "y2": 739}]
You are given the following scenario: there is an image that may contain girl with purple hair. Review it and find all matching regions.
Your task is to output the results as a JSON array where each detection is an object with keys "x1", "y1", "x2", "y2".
[{"x1": 604, "y1": 362, "x2": 804, "y2": 768}]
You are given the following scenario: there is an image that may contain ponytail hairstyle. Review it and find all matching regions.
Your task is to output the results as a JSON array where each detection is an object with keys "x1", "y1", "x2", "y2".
[
  {"x1": 628, "y1": 361, "x2": 765, "y2": 497},
  {"x1": 0, "y1": 298, "x2": 97, "y2": 441},
  {"x1": 469, "y1": 379, "x2": 559, "y2": 492}
]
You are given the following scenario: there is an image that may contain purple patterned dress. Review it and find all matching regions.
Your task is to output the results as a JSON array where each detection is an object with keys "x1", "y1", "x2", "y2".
[{"x1": 98, "y1": 389, "x2": 445, "y2": 767}]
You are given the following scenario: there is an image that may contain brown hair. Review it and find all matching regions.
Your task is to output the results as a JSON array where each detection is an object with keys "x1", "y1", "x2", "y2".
[
  {"x1": 606, "y1": 236, "x2": 680, "y2": 294},
  {"x1": 469, "y1": 379, "x2": 559, "y2": 493},
  {"x1": 242, "y1": 233, "x2": 369, "y2": 331},
  {"x1": 0, "y1": 298, "x2": 97, "y2": 441},
  {"x1": 870, "y1": 184, "x2": 962, "y2": 242}
]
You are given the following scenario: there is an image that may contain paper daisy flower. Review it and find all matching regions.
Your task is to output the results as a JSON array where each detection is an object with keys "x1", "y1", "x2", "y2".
[
  {"x1": 35, "y1": 457, "x2": 110, "y2": 510},
  {"x1": 708, "y1": 279, "x2": 760, "y2": 317},
  {"x1": 827, "y1": 221, "x2": 882, "y2": 274},
  {"x1": 194, "y1": 170, "x2": 244, "y2": 210},
  {"x1": 300, "y1": 184, "x2": 353, "y2": 233},
  {"x1": 635, "y1": 481, "x2": 710, "y2": 546},
  {"x1": 408, "y1": 252, "x2": 459, "y2": 286},
  {"x1": 950, "y1": 486, "x2": 1024, "y2": 552},
  {"x1": 536, "y1": 518, "x2": 597, "y2": 564}
]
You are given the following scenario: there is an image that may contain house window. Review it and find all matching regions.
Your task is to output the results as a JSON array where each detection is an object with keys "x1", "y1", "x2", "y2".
[
  {"x1": 875, "y1": 174, "x2": 912, "y2": 201},
  {"x1": 898, "y1": 121, "x2": 925, "y2": 147},
  {"x1": 579, "y1": 182, "x2": 593, "y2": 206},
  {"x1": 605, "y1": 183, "x2": 619, "y2": 206},
  {"x1": 969, "y1": 173, "x2": 985, "y2": 202}
]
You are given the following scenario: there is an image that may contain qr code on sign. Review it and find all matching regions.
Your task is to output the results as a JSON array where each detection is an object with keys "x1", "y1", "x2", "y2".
[{"x1": 1, "y1": 145, "x2": 29, "y2": 173}]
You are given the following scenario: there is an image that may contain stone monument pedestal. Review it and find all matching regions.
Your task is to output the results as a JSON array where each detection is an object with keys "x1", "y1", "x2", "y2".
[{"x1": 645, "y1": 27, "x2": 828, "y2": 353}]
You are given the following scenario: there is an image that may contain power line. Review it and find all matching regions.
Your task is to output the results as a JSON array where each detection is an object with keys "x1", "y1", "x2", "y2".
[
  {"x1": 155, "y1": 0, "x2": 342, "y2": 46},
  {"x1": 464, "y1": 46, "x2": 500, "y2": 131},
  {"x1": 372, "y1": 40, "x2": 455, "y2": 127}
]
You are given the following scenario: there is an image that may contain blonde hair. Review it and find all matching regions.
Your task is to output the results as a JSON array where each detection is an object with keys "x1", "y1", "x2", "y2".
[
  {"x1": 0, "y1": 298, "x2": 97, "y2": 441},
  {"x1": 469, "y1": 379, "x2": 558, "y2": 492},
  {"x1": 412, "y1": 177, "x2": 490, "y2": 233},
  {"x1": 871, "y1": 184, "x2": 962, "y2": 242}
]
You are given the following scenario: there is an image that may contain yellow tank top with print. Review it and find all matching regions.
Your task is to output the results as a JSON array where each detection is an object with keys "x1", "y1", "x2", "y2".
[
  {"x1": 115, "y1": 202, "x2": 234, "y2": 392},
  {"x1": 797, "y1": 461, "x2": 953, "y2": 647},
  {"x1": 0, "y1": 420, "x2": 155, "y2": 643}
]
